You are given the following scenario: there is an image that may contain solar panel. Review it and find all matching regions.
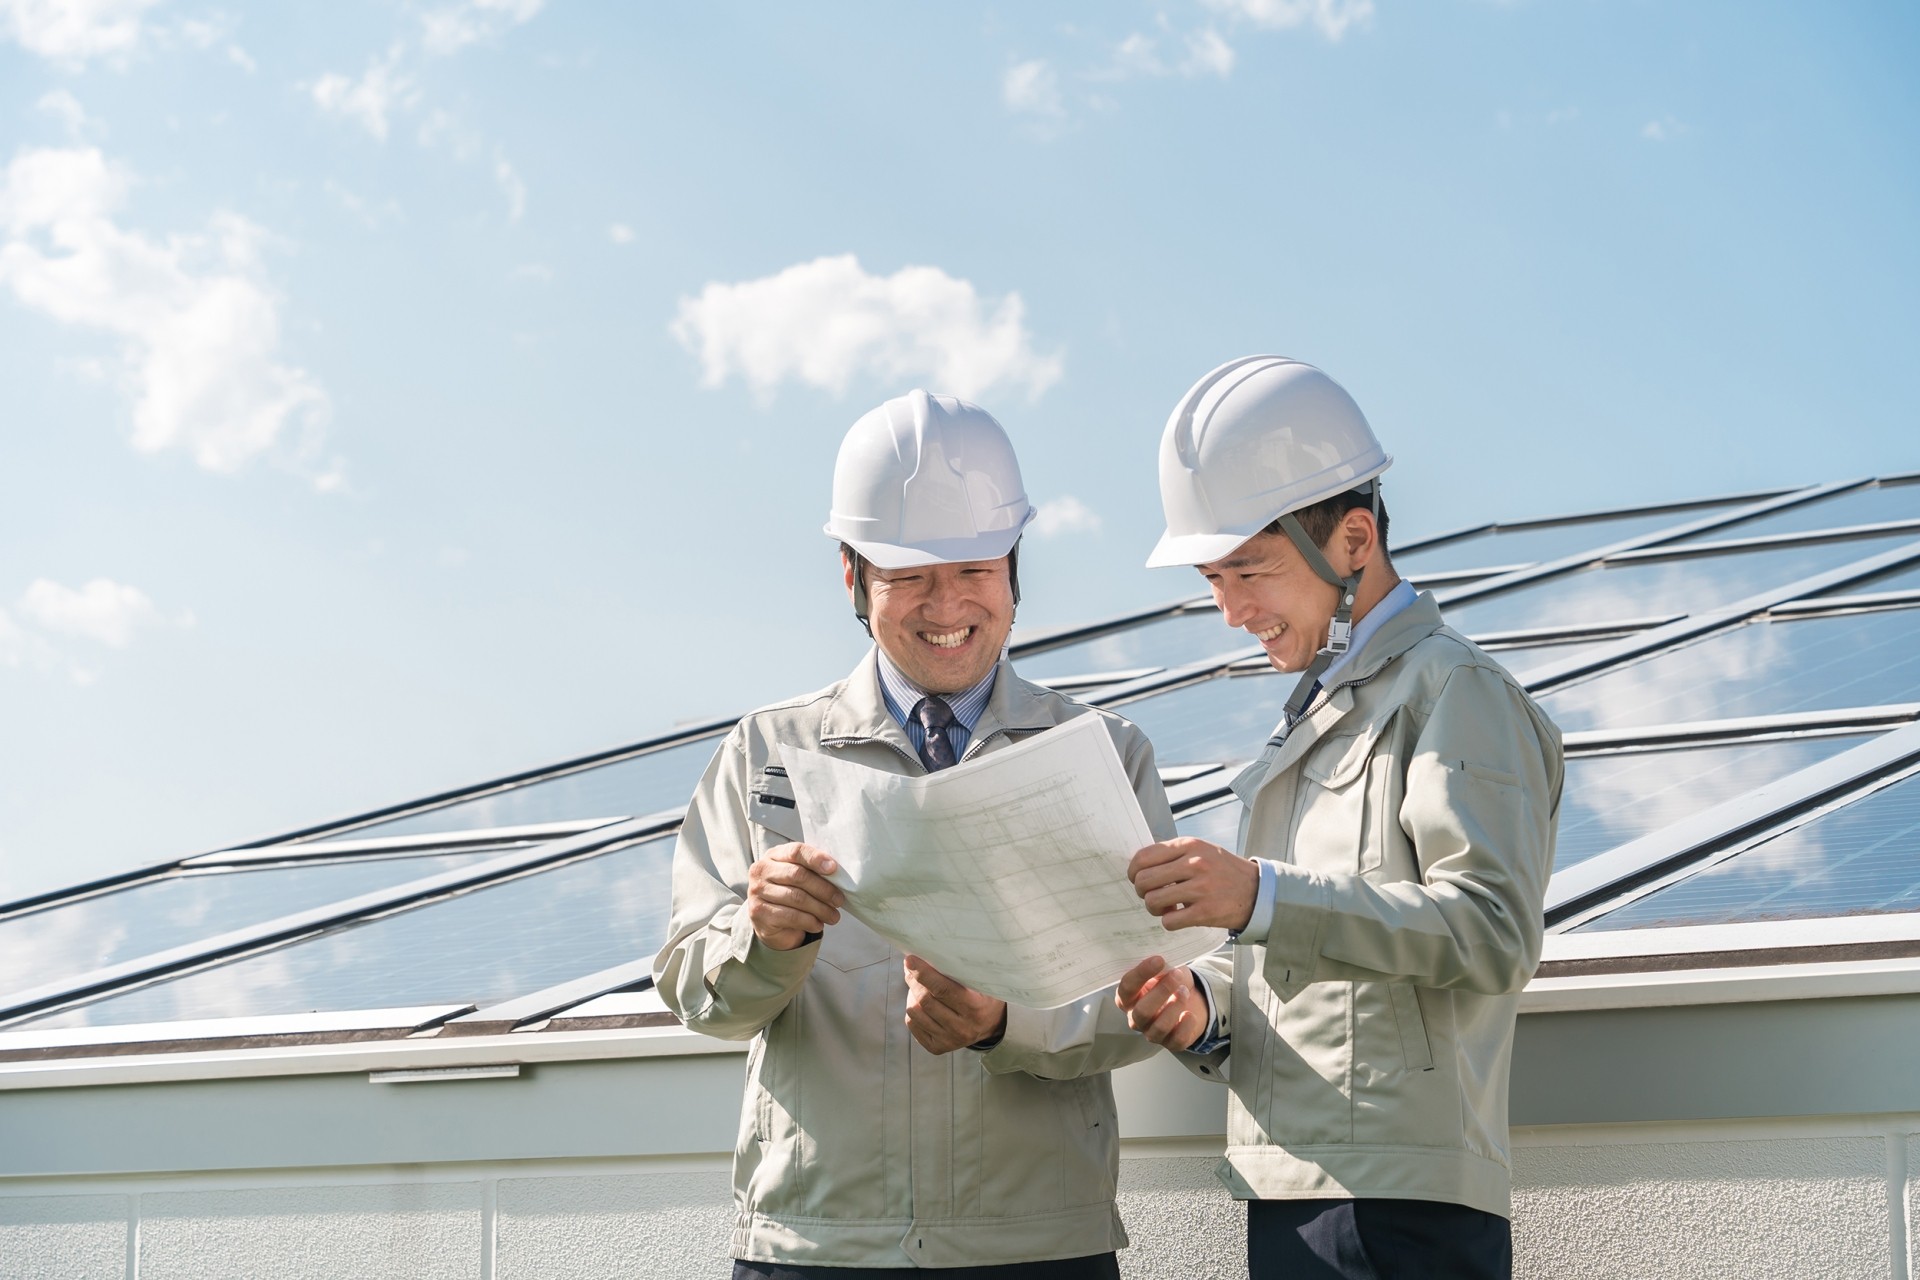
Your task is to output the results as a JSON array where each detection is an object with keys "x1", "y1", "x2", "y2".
[
  {"x1": 1669, "y1": 480, "x2": 1920, "y2": 545},
  {"x1": 1540, "y1": 605, "x2": 1920, "y2": 733},
  {"x1": 1556, "y1": 736, "x2": 1872, "y2": 872},
  {"x1": 319, "y1": 737, "x2": 722, "y2": 841},
  {"x1": 1391, "y1": 502, "x2": 1751, "y2": 577},
  {"x1": 0, "y1": 850, "x2": 514, "y2": 996},
  {"x1": 1175, "y1": 798, "x2": 1243, "y2": 850},
  {"x1": 1575, "y1": 768, "x2": 1920, "y2": 930},
  {"x1": 1814, "y1": 560, "x2": 1920, "y2": 598},
  {"x1": 22, "y1": 835, "x2": 676, "y2": 1029},
  {"x1": 1016, "y1": 609, "x2": 1236, "y2": 682},
  {"x1": 1444, "y1": 531, "x2": 1920, "y2": 636}
]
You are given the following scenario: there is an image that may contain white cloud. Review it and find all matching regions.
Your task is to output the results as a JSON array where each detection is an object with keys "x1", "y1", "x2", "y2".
[
  {"x1": 0, "y1": 145, "x2": 332, "y2": 476},
  {"x1": 1202, "y1": 0, "x2": 1374, "y2": 41},
  {"x1": 421, "y1": 0, "x2": 545, "y2": 56},
  {"x1": 18, "y1": 577, "x2": 179, "y2": 647},
  {"x1": 0, "y1": 0, "x2": 165, "y2": 66},
  {"x1": 1642, "y1": 116, "x2": 1686, "y2": 142},
  {"x1": 1003, "y1": 59, "x2": 1065, "y2": 119},
  {"x1": 608, "y1": 221, "x2": 634, "y2": 245},
  {"x1": 310, "y1": 49, "x2": 417, "y2": 141},
  {"x1": 1105, "y1": 27, "x2": 1236, "y2": 80},
  {"x1": 1030, "y1": 496, "x2": 1103, "y2": 539},
  {"x1": 511, "y1": 261, "x2": 551, "y2": 283},
  {"x1": 672, "y1": 254, "x2": 1064, "y2": 404},
  {"x1": 494, "y1": 152, "x2": 526, "y2": 222},
  {"x1": 34, "y1": 89, "x2": 91, "y2": 138}
]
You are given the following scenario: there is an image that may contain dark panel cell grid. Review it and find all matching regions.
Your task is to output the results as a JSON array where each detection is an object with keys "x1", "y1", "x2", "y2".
[
  {"x1": 1541, "y1": 606, "x2": 1920, "y2": 734},
  {"x1": 1579, "y1": 769, "x2": 1920, "y2": 931},
  {"x1": 329, "y1": 738, "x2": 723, "y2": 841},
  {"x1": 1394, "y1": 503, "x2": 1747, "y2": 578},
  {"x1": 24, "y1": 836, "x2": 676, "y2": 1029}
]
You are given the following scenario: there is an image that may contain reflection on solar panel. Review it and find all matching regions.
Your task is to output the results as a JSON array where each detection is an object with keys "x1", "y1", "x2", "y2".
[
  {"x1": 1540, "y1": 606, "x2": 1920, "y2": 733},
  {"x1": 1175, "y1": 799, "x2": 1243, "y2": 850},
  {"x1": 0, "y1": 849, "x2": 516, "y2": 995},
  {"x1": 18, "y1": 470, "x2": 1920, "y2": 1044},
  {"x1": 1393, "y1": 501, "x2": 1750, "y2": 577},
  {"x1": 1815, "y1": 560, "x2": 1920, "y2": 598},
  {"x1": 1557, "y1": 736, "x2": 1869, "y2": 872},
  {"x1": 320, "y1": 738, "x2": 721, "y2": 840},
  {"x1": 1017, "y1": 610, "x2": 1232, "y2": 681},
  {"x1": 1672, "y1": 481, "x2": 1920, "y2": 545},
  {"x1": 25, "y1": 836, "x2": 676, "y2": 1028},
  {"x1": 1445, "y1": 531, "x2": 1920, "y2": 636},
  {"x1": 1577, "y1": 769, "x2": 1920, "y2": 930}
]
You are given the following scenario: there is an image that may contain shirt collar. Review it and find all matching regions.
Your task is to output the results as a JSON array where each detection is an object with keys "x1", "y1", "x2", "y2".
[
  {"x1": 1320, "y1": 578, "x2": 1418, "y2": 687},
  {"x1": 874, "y1": 645, "x2": 999, "y2": 733}
]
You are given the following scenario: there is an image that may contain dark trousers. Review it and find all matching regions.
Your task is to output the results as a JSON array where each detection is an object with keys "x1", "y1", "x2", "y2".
[
  {"x1": 732, "y1": 1255, "x2": 1121, "y2": 1280},
  {"x1": 1247, "y1": 1198, "x2": 1511, "y2": 1280}
]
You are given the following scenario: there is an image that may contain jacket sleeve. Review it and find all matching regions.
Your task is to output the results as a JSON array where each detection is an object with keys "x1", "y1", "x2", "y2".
[
  {"x1": 651, "y1": 725, "x2": 819, "y2": 1040},
  {"x1": 1257, "y1": 663, "x2": 1562, "y2": 994},
  {"x1": 981, "y1": 712, "x2": 1183, "y2": 1079}
]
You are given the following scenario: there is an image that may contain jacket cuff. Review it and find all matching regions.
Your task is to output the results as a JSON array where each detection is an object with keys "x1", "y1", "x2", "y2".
[
  {"x1": 976, "y1": 1001, "x2": 1042, "y2": 1069},
  {"x1": 723, "y1": 905, "x2": 820, "y2": 982},
  {"x1": 1259, "y1": 863, "x2": 1330, "y2": 981},
  {"x1": 1232, "y1": 859, "x2": 1279, "y2": 944}
]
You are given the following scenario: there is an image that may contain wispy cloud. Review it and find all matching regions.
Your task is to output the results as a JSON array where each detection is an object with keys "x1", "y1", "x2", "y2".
[
  {"x1": 1030, "y1": 496, "x2": 1103, "y2": 539},
  {"x1": 310, "y1": 48, "x2": 418, "y2": 142},
  {"x1": 420, "y1": 0, "x2": 545, "y2": 56},
  {"x1": 1642, "y1": 116, "x2": 1686, "y2": 142},
  {"x1": 1004, "y1": 59, "x2": 1066, "y2": 121},
  {"x1": 0, "y1": 145, "x2": 333, "y2": 479},
  {"x1": 494, "y1": 153, "x2": 526, "y2": 223},
  {"x1": 34, "y1": 89, "x2": 93, "y2": 139},
  {"x1": 2, "y1": 576, "x2": 189, "y2": 684},
  {"x1": 1201, "y1": 0, "x2": 1374, "y2": 41},
  {"x1": 672, "y1": 254, "x2": 1064, "y2": 404},
  {"x1": 608, "y1": 222, "x2": 634, "y2": 245},
  {"x1": 0, "y1": 0, "x2": 166, "y2": 68},
  {"x1": 1104, "y1": 27, "x2": 1236, "y2": 80}
]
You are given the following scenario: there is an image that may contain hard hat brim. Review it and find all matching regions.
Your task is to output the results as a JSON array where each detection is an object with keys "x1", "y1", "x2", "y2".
[
  {"x1": 827, "y1": 509, "x2": 1033, "y2": 570},
  {"x1": 1144, "y1": 528, "x2": 1260, "y2": 569}
]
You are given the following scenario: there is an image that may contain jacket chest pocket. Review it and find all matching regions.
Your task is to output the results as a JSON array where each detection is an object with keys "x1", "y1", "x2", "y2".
[
  {"x1": 1295, "y1": 709, "x2": 1400, "y2": 875},
  {"x1": 748, "y1": 765, "x2": 892, "y2": 973}
]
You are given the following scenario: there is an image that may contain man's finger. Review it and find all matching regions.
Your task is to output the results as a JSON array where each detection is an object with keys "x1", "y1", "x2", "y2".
[
  {"x1": 759, "y1": 860, "x2": 846, "y2": 906},
  {"x1": 903, "y1": 954, "x2": 963, "y2": 996},
  {"x1": 1116, "y1": 956, "x2": 1168, "y2": 1006},
  {"x1": 1129, "y1": 860, "x2": 1198, "y2": 898},
  {"x1": 792, "y1": 844, "x2": 840, "y2": 877},
  {"x1": 1126, "y1": 842, "x2": 1186, "y2": 880},
  {"x1": 755, "y1": 883, "x2": 841, "y2": 925}
]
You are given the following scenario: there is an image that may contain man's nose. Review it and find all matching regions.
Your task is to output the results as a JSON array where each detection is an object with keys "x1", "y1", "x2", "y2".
[{"x1": 1215, "y1": 582, "x2": 1251, "y2": 628}]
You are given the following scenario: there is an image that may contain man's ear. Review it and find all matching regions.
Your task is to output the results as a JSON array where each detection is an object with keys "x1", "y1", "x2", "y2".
[
  {"x1": 1341, "y1": 507, "x2": 1380, "y2": 573},
  {"x1": 842, "y1": 552, "x2": 856, "y2": 597}
]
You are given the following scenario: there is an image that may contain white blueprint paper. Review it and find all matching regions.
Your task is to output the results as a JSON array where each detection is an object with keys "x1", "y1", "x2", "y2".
[{"x1": 782, "y1": 712, "x2": 1228, "y2": 1009}]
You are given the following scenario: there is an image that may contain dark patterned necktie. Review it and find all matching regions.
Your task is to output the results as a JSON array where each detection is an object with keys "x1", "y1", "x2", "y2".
[{"x1": 914, "y1": 696, "x2": 958, "y2": 771}]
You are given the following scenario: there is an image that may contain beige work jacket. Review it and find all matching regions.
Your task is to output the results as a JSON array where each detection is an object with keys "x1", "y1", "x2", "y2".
[
  {"x1": 1190, "y1": 592, "x2": 1563, "y2": 1219},
  {"x1": 653, "y1": 651, "x2": 1178, "y2": 1269}
]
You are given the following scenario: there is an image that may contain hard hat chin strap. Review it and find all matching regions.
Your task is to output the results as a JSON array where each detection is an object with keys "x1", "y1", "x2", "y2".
[{"x1": 1272, "y1": 480, "x2": 1378, "y2": 732}]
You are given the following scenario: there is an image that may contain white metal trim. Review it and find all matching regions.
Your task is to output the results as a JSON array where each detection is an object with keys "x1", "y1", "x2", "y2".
[
  {"x1": 0, "y1": 1005, "x2": 464, "y2": 1053},
  {"x1": 1521, "y1": 956, "x2": 1920, "y2": 1013},
  {"x1": 186, "y1": 819, "x2": 626, "y2": 864}
]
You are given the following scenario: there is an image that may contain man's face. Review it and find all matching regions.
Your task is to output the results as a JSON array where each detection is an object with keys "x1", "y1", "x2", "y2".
[
  {"x1": 851, "y1": 555, "x2": 1015, "y2": 694},
  {"x1": 1196, "y1": 529, "x2": 1347, "y2": 674}
]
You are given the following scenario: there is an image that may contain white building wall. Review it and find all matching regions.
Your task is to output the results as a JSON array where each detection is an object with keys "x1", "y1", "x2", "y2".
[{"x1": 3, "y1": 1120, "x2": 1918, "y2": 1280}]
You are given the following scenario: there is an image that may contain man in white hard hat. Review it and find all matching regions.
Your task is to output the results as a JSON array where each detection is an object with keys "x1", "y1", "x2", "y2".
[
  {"x1": 654, "y1": 389, "x2": 1182, "y2": 1278},
  {"x1": 1113, "y1": 357, "x2": 1563, "y2": 1278}
]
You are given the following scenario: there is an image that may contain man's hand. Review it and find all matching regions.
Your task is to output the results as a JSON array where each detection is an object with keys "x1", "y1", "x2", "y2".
[
  {"x1": 903, "y1": 954, "x2": 1008, "y2": 1055},
  {"x1": 1128, "y1": 837, "x2": 1259, "y2": 932},
  {"x1": 746, "y1": 843, "x2": 844, "y2": 951},
  {"x1": 1116, "y1": 956, "x2": 1208, "y2": 1051}
]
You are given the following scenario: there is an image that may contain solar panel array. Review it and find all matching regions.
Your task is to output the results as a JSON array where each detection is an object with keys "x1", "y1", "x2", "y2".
[{"x1": 5, "y1": 474, "x2": 1920, "y2": 1052}]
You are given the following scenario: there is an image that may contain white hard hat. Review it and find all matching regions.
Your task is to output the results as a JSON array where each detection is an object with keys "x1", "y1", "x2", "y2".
[
  {"x1": 824, "y1": 389, "x2": 1035, "y2": 569},
  {"x1": 1146, "y1": 356, "x2": 1391, "y2": 569}
]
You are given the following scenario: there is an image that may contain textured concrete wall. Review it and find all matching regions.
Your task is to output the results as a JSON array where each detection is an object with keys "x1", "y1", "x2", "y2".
[
  {"x1": 137, "y1": 1182, "x2": 482, "y2": 1280},
  {"x1": 1, "y1": 1126, "x2": 1915, "y2": 1278},
  {"x1": 1512, "y1": 1134, "x2": 1892, "y2": 1280},
  {"x1": 1116, "y1": 1155, "x2": 1244, "y2": 1280},
  {"x1": 0, "y1": 1195, "x2": 126, "y2": 1280},
  {"x1": 495, "y1": 1170, "x2": 733, "y2": 1280}
]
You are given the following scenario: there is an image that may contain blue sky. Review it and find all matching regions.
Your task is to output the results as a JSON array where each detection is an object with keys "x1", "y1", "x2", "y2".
[{"x1": 2, "y1": 0, "x2": 1917, "y2": 901}]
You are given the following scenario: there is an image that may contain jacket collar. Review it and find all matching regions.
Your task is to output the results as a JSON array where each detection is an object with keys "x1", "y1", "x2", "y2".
[
  {"x1": 1232, "y1": 590, "x2": 1447, "y2": 797},
  {"x1": 819, "y1": 649, "x2": 1055, "y2": 759}
]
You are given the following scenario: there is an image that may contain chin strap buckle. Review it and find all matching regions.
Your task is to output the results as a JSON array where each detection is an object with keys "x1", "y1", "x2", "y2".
[{"x1": 1323, "y1": 615, "x2": 1353, "y2": 656}]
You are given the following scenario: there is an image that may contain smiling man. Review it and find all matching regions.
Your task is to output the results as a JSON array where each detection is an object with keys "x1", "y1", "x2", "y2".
[
  {"x1": 654, "y1": 389, "x2": 1179, "y2": 1278},
  {"x1": 1114, "y1": 357, "x2": 1564, "y2": 1280}
]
